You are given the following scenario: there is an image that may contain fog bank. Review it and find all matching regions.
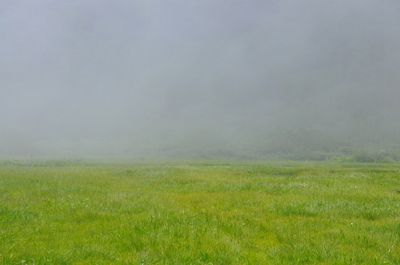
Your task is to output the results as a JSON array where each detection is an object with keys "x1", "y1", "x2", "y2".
[{"x1": 1, "y1": 1, "x2": 399, "y2": 160}]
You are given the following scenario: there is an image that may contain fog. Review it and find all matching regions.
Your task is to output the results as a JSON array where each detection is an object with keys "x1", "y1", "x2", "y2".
[{"x1": 1, "y1": 1, "x2": 399, "y2": 160}]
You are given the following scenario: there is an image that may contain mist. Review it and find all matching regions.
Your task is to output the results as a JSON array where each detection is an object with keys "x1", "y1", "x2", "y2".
[{"x1": 1, "y1": 1, "x2": 399, "y2": 160}]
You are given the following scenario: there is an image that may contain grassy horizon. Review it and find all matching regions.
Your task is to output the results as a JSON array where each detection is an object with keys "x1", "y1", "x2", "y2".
[{"x1": 1, "y1": 161, "x2": 400, "y2": 264}]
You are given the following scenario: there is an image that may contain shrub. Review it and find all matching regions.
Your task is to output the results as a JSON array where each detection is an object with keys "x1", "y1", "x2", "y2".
[
  {"x1": 352, "y1": 149, "x2": 395, "y2": 163},
  {"x1": 352, "y1": 150, "x2": 376, "y2": 163}
]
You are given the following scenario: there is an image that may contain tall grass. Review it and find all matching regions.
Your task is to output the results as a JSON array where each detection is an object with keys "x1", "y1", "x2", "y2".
[{"x1": 1, "y1": 161, "x2": 400, "y2": 264}]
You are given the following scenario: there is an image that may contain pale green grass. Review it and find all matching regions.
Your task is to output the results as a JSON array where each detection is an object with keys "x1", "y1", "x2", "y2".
[{"x1": 1, "y1": 161, "x2": 400, "y2": 264}]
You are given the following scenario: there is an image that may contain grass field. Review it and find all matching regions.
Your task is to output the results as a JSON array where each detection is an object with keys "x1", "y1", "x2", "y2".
[{"x1": 1, "y1": 160, "x2": 400, "y2": 264}]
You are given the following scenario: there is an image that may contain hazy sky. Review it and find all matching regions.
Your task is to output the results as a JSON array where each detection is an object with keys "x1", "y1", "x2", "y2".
[{"x1": 1, "y1": 1, "x2": 399, "y2": 157}]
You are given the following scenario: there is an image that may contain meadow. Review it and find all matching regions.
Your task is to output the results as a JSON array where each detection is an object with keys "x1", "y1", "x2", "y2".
[{"x1": 1, "y1": 160, "x2": 400, "y2": 264}]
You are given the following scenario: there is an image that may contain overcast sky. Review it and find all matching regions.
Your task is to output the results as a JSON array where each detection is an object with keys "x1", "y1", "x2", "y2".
[{"x1": 1, "y1": 1, "x2": 399, "y2": 157}]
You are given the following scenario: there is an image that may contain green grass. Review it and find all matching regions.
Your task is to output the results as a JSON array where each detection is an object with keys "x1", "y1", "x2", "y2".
[{"x1": 1, "y1": 161, "x2": 400, "y2": 264}]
